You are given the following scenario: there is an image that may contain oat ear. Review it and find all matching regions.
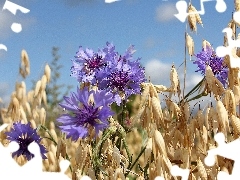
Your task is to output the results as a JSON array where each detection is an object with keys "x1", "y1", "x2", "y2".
[
  {"x1": 186, "y1": 33, "x2": 194, "y2": 57},
  {"x1": 187, "y1": 4, "x2": 197, "y2": 32}
]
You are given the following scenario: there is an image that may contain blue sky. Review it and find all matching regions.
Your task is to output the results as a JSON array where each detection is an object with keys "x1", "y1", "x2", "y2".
[{"x1": 0, "y1": 0, "x2": 235, "y2": 104}]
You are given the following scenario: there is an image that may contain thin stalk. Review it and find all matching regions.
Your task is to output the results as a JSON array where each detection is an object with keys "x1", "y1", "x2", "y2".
[
  {"x1": 180, "y1": 77, "x2": 205, "y2": 104},
  {"x1": 183, "y1": 23, "x2": 188, "y2": 102},
  {"x1": 122, "y1": 138, "x2": 132, "y2": 169},
  {"x1": 125, "y1": 145, "x2": 146, "y2": 177},
  {"x1": 186, "y1": 91, "x2": 208, "y2": 102}
]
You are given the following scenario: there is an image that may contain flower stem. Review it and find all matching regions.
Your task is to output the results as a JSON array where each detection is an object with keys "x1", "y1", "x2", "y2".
[
  {"x1": 93, "y1": 126, "x2": 117, "y2": 173},
  {"x1": 125, "y1": 145, "x2": 146, "y2": 177}
]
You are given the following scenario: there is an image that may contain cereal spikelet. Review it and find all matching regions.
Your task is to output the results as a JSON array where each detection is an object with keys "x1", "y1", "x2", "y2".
[
  {"x1": 235, "y1": 0, "x2": 240, "y2": 11},
  {"x1": 139, "y1": 83, "x2": 149, "y2": 107},
  {"x1": 41, "y1": 75, "x2": 47, "y2": 91},
  {"x1": 224, "y1": 89, "x2": 236, "y2": 115},
  {"x1": 154, "y1": 129, "x2": 167, "y2": 157},
  {"x1": 144, "y1": 138, "x2": 152, "y2": 166},
  {"x1": 20, "y1": 49, "x2": 30, "y2": 78},
  {"x1": 188, "y1": 4, "x2": 197, "y2": 31},
  {"x1": 56, "y1": 138, "x2": 66, "y2": 158},
  {"x1": 47, "y1": 151, "x2": 56, "y2": 165},
  {"x1": 202, "y1": 39, "x2": 211, "y2": 50},
  {"x1": 149, "y1": 83, "x2": 158, "y2": 98},
  {"x1": 44, "y1": 63, "x2": 51, "y2": 83},
  {"x1": 228, "y1": 19, "x2": 236, "y2": 37},
  {"x1": 154, "y1": 84, "x2": 170, "y2": 92},
  {"x1": 152, "y1": 96, "x2": 163, "y2": 127},
  {"x1": 184, "y1": 102, "x2": 190, "y2": 122},
  {"x1": 197, "y1": 158, "x2": 207, "y2": 180},
  {"x1": 34, "y1": 80, "x2": 42, "y2": 97},
  {"x1": 186, "y1": 33, "x2": 194, "y2": 56},
  {"x1": 190, "y1": 4, "x2": 203, "y2": 27},
  {"x1": 233, "y1": 85, "x2": 240, "y2": 104},
  {"x1": 230, "y1": 115, "x2": 240, "y2": 135},
  {"x1": 216, "y1": 100, "x2": 229, "y2": 137},
  {"x1": 39, "y1": 107, "x2": 46, "y2": 125},
  {"x1": 170, "y1": 65, "x2": 180, "y2": 97}
]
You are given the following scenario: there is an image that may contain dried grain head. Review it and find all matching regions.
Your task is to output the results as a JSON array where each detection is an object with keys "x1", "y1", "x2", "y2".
[
  {"x1": 39, "y1": 107, "x2": 46, "y2": 125},
  {"x1": 44, "y1": 63, "x2": 51, "y2": 83},
  {"x1": 114, "y1": 168, "x2": 125, "y2": 180},
  {"x1": 87, "y1": 168, "x2": 96, "y2": 180},
  {"x1": 149, "y1": 83, "x2": 158, "y2": 99},
  {"x1": 47, "y1": 151, "x2": 56, "y2": 165},
  {"x1": 50, "y1": 128, "x2": 58, "y2": 142},
  {"x1": 236, "y1": 0, "x2": 240, "y2": 11},
  {"x1": 41, "y1": 75, "x2": 47, "y2": 91},
  {"x1": 144, "y1": 138, "x2": 152, "y2": 167},
  {"x1": 230, "y1": 115, "x2": 240, "y2": 135},
  {"x1": 154, "y1": 129, "x2": 167, "y2": 157},
  {"x1": 223, "y1": 30, "x2": 230, "y2": 46},
  {"x1": 187, "y1": 4, "x2": 197, "y2": 31},
  {"x1": 190, "y1": 3, "x2": 203, "y2": 26},
  {"x1": 170, "y1": 65, "x2": 180, "y2": 97},
  {"x1": 228, "y1": 19, "x2": 236, "y2": 37},
  {"x1": 19, "y1": 106, "x2": 27, "y2": 123},
  {"x1": 56, "y1": 138, "x2": 66, "y2": 158},
  {"x1": 21, "y1": 50, "x2": 29, "y2": 67},
  {"x1": 233, "y1": 85, "x2": 240, "y2": 104},
  {"x1": 205, "y1": 66, "x2": 225, "y2": 97},
  {"x1": 223, "y1": 89, "x2": 236, "y2": 115},
  {"x1": 49, "y1": 121, "x2": 55, "y2": 129},
  {"x1": 8, "y1": 96, "x2": 20, "y2": 121},
  {"x1": 75, "y1": 143, "x2": 88, "y2": 169},
  {"x1": 186, "y1": 33, "x2": 194, "y2": 57},
  {"x1": 202, "y1": 39, "x2": 211, "y2": 50},
  {"x1": 197, "y1": 157, "x2": 207, "y2": 180},
  {"x1": 112, "y1": 146, "x2": 121, "y2": 167},
  {"x1": 216, "y1": 100, "x2": 229, "y2": 137},
  {"x1": 34, "y1": 80, "x2": 42, "y2": 97},
  {"x1": 20, "y1": 50, "x2": 30, "y2": 78},
  {"x1": 151, "y1": 96, "x2": 164, "y2": 128}
]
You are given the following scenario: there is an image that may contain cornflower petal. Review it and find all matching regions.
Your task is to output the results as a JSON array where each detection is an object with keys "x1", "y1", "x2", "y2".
[{"x1": 57, "y1": 87, "x2": 114, "y2": 141}]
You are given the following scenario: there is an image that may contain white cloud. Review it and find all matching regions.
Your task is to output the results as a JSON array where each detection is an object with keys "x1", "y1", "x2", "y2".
[
  {"x1": 156, "y1": 3, "x2": 177, "y2": 22},
  {"x1": 145, "y1": 59, "x2": 172, "y2": 85}
]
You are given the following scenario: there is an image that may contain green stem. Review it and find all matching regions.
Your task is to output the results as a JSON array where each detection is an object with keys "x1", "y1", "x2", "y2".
[
  {"x1": 125, "y1": 145, "x2": 146, "y2": 177},
  {"x1": 186, "y1": 90, "x2": 208, "y2": 102},
  {"x1": 122, "y1": 138, "x2": 132, "y2": 169},
  {"x1": 180, "y1": 77, "x2": 205, "y2": 103},
  {"x1": 93, "y1": 126, "x2": 117, "y2": 174}
]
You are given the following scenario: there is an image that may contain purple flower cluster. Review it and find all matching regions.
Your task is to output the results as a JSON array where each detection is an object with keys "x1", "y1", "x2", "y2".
[
  {"x1": 58, "y1": 42, "x2": 146, "y2": 141},
  {"x1": 57, "y1": 87, "x2": 114, "y2": 141},
  {"x1": 193, "y1": 45, "x2": 228, "y2": 87},
  {"x1": 5, "y1": 122, "x2": 47, "y2": 160},
  {"x1": 71, "y1": 42, "x2": 146, "y2": 105}
]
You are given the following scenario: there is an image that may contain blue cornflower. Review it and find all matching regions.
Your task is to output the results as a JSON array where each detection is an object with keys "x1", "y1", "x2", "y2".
[
  {"x1": 70, "y1": 43, "x2": 117, "y2": 85},
  {"x1": 5, "y1": 122, "x2": 47, "y2": 160},
  {"x1": 193, "y1": 45, "x2": 228, "y2": 87},
  {"x1": 57, "y1": 87, "x2": 114, "y2": 141},
  {"x1": 97, "y1": 45, "x2": 146, "y2": 105}
]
